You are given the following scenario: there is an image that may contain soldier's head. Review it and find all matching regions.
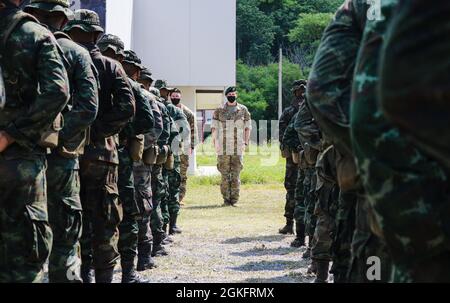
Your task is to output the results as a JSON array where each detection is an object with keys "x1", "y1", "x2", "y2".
[
  {"x1": 64, "y1": 9, "x2": 104, "y2": 44},
  {"x1": 149, "y1": 87, "x2": 161, "y2": 99},
  {"x1": 170, "y1": 88, "x2": 182, "y2": 106},
  {"x1": 24, "y1": 0, "x2": 73, "y2": 32},
  {"x1": 138, "y1": 67, "x2": 153, "y2": 90},
  {"x1": 122, "y1": 50, "x2": 144, "y2": 81},
  {"x1": 154, "y1": 80, "x2": 171, "y2": 99},
  {"x1": 97, "y1": 34, "x2": 125, "y2": 62},
  {"x1": 225, "y1": 86, "x2": 237, "y2": 104},
  {"x1": 292, "y1": 80, "x2": 307, "y2": 98}
]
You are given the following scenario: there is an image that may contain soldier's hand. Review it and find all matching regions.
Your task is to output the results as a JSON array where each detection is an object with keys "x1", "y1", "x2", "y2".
[{"x1": 0, "y1": 131, "x2": 15, "y2": 153}]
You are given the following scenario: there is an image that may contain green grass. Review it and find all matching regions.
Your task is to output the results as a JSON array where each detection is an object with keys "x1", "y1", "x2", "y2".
[{"x1": 192, "y1": 139, "x2": 286, "y2": 187}]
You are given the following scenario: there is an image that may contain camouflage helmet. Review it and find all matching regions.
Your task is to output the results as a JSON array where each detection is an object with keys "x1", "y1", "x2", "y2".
[
  {"x1": 224, "y1": 86, "x2": 237, "y2": 95},
  {"x1": 122, "y1": 50, "x2": 144, "y2": 70},
  {"x1": 64, "y1": 9, "x2": 104, "y2": 34},
  {"x1": 24, "y1": 0, "x2": 74, "y2": 20},
  {"x1": 139, "y1": 67, "x2": 153, "y2": 82},
  {"x1": 149, "y1": 87, "x2": 161, "y2": 98},
  {"x1": 97, "y1": 34, "x2": 125, "y2": 56}
]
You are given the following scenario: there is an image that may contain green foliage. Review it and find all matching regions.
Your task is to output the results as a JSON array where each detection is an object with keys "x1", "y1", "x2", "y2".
[
  {"x1": 288, "y1": 13, "x2": 333, "y2": 46},
  {"x1": 237, "y1": 59, "x2": 305, "y2": 121}
]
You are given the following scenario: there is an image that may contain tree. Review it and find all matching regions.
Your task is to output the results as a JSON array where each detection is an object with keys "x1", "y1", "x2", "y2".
[
  {"x1": 237, "y1": 0, "x2": 276, "y2": 65},
  {"x1": 287, "y1": 13, "x2": 333, "y2": 74}
]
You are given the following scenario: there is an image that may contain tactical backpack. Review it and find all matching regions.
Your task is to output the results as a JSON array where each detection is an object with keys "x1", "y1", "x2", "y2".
[{"x1": 0, "y1": 11, "x2": 64, "y2": 149}]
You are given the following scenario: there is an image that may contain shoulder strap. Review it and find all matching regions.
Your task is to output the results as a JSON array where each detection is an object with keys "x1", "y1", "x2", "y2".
[{"x1": 2, "y1": 11, "x2": 39, "y2": 48}]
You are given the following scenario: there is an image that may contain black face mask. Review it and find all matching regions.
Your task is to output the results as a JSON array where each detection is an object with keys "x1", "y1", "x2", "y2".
[
  {"x1": 227, "y1": 96, "x2": 237, "y2": 103},
  {"x1": 171, "y1": 98, "x2": 181, "y2": 105}
]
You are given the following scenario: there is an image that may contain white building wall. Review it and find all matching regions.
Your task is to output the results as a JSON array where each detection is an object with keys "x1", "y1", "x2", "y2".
[{"x1": 106, "y1": 0, "x2": 134, "y2": 49}]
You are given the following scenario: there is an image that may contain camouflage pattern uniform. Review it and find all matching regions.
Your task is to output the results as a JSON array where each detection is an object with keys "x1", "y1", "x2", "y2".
[
  {"x1": 162, "y1": 97, "x2": 188, "y2": 234},
  {"x1": 178, "y1": 103, "x2": 197, "y2": 203},
  {"x1": 65, "y1": 10, "x2": 136, "y2": 283},
  {"x1": 307, "y1": 0, "x2": 392, "y2": 282},
  {"x1": 117, "y1": 50, "x2": 155, "y2": 282},
  {"x1": 278, "y1": 89, "x2": 302, "y2": 233},
  {"x1": 148, "y1": 87, "x2": 172, "y2": 255},
  {"x1": 212, "y1": 101, "x2": 252, "y2": 205},
  {"x1": 282, "y1": 112, "x2": 306, "y2": 246},
  {"x1": 0, "y1": 5, "x2": 70, "y2": 282},
  {"x1": 135, "y1": 86, "x2": 163, "y2": 270},
  {"x1": 294, "y1": 100, "x2": 321, "y2": 252},
  {"x1": 351, "y1": 0, "x2": 450, "y2": 282},
  {"x1": 24, "y1": 0, "x2": 100, "y2": 283}
]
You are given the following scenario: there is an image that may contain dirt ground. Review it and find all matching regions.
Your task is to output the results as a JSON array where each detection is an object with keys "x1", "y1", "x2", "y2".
[{"x1": 116, "y1": 184, "x2": 315, "y2": 283}]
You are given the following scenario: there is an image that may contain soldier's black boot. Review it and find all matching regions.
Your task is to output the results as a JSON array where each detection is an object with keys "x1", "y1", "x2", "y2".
[
  {"x1": 152, "y1": 233, "x2": 169, "y2": 257},
  {"x1": 95, "y1": 267, "x2": 115, "y2": 283},
  {"x1": 122, "y1": 262, "x2": 150, "y2": 283},
  {"x1": 314, "y1": 261, "x2": 330, "y2": 283},
  {"x1": 290, "y1": 221, "x2": 306, "y2": 247},
  {"x1": 302, "y1": 247, "x2": 311, "y2": 259},
  {"x1": 81, "y1": 264, "x2": 94, "y2": 283},
  {"x1": 279, "y1": 219, "x2": 294, "y2": 235},
  {"x1": 137, "y1": 242, "x2": 157, "y2": 271},
  {"x1": 169, "y1": 215, "x2": 182, "y2": 235}
]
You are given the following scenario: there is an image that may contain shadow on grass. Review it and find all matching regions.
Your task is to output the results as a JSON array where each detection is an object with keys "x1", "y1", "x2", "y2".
[
  {"x1": 184, "y1": 204, "x2": 224, "y2": 210},
  {"x1": 229, "y1": 260, "x2": 303, "y2": 272},
  {"x1": 230, "y1": 246, "x2": 299, "y2": 257},
  {"x1": 221, "y1": 235, "x2": 285, "y2": 244}
]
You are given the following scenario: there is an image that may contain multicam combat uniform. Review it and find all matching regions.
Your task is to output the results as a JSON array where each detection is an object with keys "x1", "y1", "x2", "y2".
[{"x1": 212, "y1": 102, "x2": 252, "y2": 205}]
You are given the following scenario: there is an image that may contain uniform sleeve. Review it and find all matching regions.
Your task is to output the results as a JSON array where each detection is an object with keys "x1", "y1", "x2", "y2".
[
  {"x1": 244, "y1": 107, "x2": 252, "y2": 130},
  {"x1": 279, "y1": 108, "x2": 291, "y2": 145},
  {"x1": 148, "y1": 100, "x2": 163, "y2": 142},
  {"x1": 211, "y1": 109, "x2": 220, "y2": 130},
  {"x1": 5, "y1": 34, "x2": 69, "y2": 150},
  {"x1": 59, "y1": 50, "x2": 98, "y2": 143},
  {"x1": 132, "y1": 86, "x2": 155, "y2": 136},
  {"x1": 93, "y1": 63, "x2": 135, "y2": 138},
  {"x1": 188, "y1": 110, "x2": 198, "y2": 149}
]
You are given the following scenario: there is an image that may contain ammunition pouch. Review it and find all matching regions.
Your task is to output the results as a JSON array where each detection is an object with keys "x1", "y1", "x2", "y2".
[
  {"x1": 281, "y1": 147, "x2": 291, "y2": 159},
  {"x1": 143, "y1": 144, "x2": 159, "y2": 165},
  {"x1": 38, "y1": 113, "x2": 63, "y2": 149},
  {"x1": 129, "y1": 135, "x2": 145, "y2": 162},
  {"x1": 336, "y1": 150, "x2": 360, "y2": 192},
  {"x1": 291, "y1": 151, "x2": 300, "y2": 165},
  {"x1": 156, "y1": 145, "x2": 169, "y2": 165},
  {"x1": 304, "y1": 143, "x2": 319, "y2": 166},
  {"x1": 164, "y1": 152, "x2": 175, "y2": 170}
]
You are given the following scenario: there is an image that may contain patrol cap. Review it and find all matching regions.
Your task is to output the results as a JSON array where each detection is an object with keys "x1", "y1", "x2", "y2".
[
  {"x1": 139, "y1": 67, "x2": 153, "y2": 82},
  {"x1": 122, "y1": 50, "x2": 144, "y2": 70},
  {"x1": 224, "y1": 86, "x2": 237, "y2": 95},
  {"x1": 64, "y1": 9, "x2": 104, "y2": 34},
  {"x1": 154, "y1": 80, "x2": 173, "y2": 91},
  {"x1": 97, "y1": 34, "x2": 125, "y2": 56},
  {"x1": 24, "y1": 0, "x2": 74, "y2": 20}
]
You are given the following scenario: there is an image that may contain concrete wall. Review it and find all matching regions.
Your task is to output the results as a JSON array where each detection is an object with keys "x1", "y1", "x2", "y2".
[{"x1": 131, "y1": 0, "x2": 236, "y2": 87}]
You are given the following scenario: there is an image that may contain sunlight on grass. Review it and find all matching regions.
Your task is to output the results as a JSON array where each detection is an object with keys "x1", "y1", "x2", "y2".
[{"x1": 192, "y1": 139, "x2": 286, "y2": 186}]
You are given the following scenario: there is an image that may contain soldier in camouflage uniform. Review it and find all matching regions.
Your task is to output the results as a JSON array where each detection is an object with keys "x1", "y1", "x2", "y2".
[
  {"x1": 145, "y1": 83, "x2": 172, "y2": 256},
  {"x1": 351, "y1": 0, "x2": 450, "y2": 282},
  {"x1": 307, "y1": 0, "x2": 393, "y2": 282},
  {"x1": 65, "y1": 10, "x2": 136, "y2": 283},
  {"x1": 134, "y1": 69, "x2": 163, "y2": 271},
  {"x1": 24, "y1": 0, "x2": 99, "y2": 283},
  {"x1": 0, "y1": 0, "x2": 70, "y2": 282},
  {"x1": 212, "y1": 87, "x2": 252, "y2": 206},
  {"x1": 281, "y1": 112, "x2": 305, "y2": 248},
  {"x1": 293, "y1": 97, "x2": 319, "y2": 258},
  {"x1": 171, "y1": 89, "x2": 198, "y2": 206},
  {"x1": 158, "y1": 84, "x2": 189, "y2": 235},
  {"x1": 278, "y1": 80, "x2": 305, "y2": 235},
  {"x1": 99, "y1": 39, "x2": 155, "y2": 283}
]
